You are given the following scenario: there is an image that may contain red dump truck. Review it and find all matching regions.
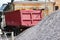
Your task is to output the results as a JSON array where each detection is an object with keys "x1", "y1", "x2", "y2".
[{"x1": 4, "y1": 10, "x2": 42, "y2": 35}]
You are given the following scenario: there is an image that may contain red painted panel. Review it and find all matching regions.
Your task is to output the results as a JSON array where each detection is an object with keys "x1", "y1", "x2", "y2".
[
  {"x1": 5, "y1": 10, "x2": 42, "y2": 27},
  {"x1": 5, "y1": 10, "x2": 21, "y2": 26}
]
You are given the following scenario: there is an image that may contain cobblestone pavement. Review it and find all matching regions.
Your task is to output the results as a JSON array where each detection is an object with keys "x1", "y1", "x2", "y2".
[{"x1": 15, "y1": 10, "x2": 60, "y2": 40}]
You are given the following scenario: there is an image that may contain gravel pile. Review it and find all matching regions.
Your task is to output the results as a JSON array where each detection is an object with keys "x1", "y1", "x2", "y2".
[
  {"x1": 0, "y1": 10, "x2": 60, "y2": 40},
  {"x1": 15, "y1": 10, "x2": 60, "y2": 40}
]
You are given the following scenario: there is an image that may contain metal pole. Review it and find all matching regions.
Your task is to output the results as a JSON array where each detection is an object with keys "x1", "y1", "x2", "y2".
[
  {"x1": 11, "y1": 32, "x2": 14, "y2": 40},
  {"x1": 45, "y1": 0, "x2": 47, "y2": 8},
  {"x1": 44, "y1": 0, "x2": 47, "y2": 17}
]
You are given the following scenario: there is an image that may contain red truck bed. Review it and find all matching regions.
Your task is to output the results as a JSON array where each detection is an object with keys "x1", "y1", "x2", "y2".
[{"x1": 5, "y1": 10, "x2": 42, "y2": 27}]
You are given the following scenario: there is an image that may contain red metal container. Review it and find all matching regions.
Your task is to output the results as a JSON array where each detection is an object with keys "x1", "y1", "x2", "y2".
[{"x1": 5, "y1": 10, "x2": 42, "y2": 27}]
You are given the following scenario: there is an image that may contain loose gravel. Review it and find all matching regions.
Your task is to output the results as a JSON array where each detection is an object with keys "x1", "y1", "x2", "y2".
[
  {"x1": 15, "y1": 10, "x2": 60, "y2": 40},
  {"x1": 0, "y1": 10, "x2": 60, "y2": 40}
]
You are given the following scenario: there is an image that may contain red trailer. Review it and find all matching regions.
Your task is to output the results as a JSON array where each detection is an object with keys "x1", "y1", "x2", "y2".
[{"x1": 4, "y1": 10, "x2": 42, "y2": 35}]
